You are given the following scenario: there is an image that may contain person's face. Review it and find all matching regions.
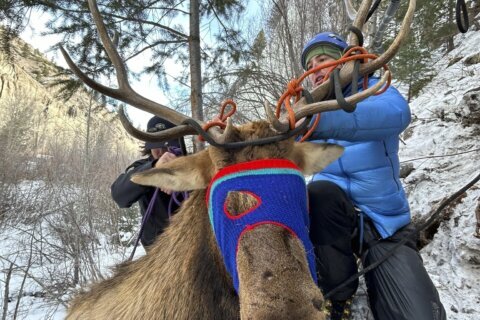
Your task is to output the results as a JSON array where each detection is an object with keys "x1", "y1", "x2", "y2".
[
  {"x1": 151, "y1": 147, "x2": 168, "y2": 160},
  {"x1": 306, "y1": 54, "x2": 338, "y2": 88}
]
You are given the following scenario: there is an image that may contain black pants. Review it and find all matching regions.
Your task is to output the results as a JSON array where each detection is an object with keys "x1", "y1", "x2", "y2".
[{"x1": 308, "y1": 181, "x2": 446, "y2": 320}]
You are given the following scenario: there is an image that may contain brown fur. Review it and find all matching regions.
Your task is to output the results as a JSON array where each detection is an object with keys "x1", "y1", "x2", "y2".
[
  {"x1": 67, "y1": 121, "x2": 343, "y2": 319},
  {"x1": 68, "y1": 191, "x2": 239, "y2": 319}
]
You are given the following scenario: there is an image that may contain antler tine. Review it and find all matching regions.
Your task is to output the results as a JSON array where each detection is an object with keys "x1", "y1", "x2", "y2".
[
  {"x1": 88, "y1": 0, "x2": 196, "y2": 125},
  {"x1": 343, "y1": 0, "x2": 358, "y2": 21},
  {"x1": 360, "y1": 0, "x2": 416, "y2": 75},
  {"x1": 215, "y1": 117, "x2": 236, "y2": 145},
  {"x1": 264, "y1": 101, "x2": 290, "y2": 133},
  {"x1": 117, "y1": 106, "x2": 197, "y2": 141},
  {"x1": 291, "y1": 1, "x2": 374, "y2": 111},
  {"x1": 87, "y1": 0, "x2": 129, "y2": 92},
  {"x1": 347, "y1": 0, "x2": 372, "y2": 46},
  {"x1": 59, "y1": 46, "x2": 198, "y2": 140},
  {"x1": 293, "y1": 0, "x2": 414, "y2": 117},
  {"x1": 85, "y1": 0, "x2": 193, "y2": 126},
  {"x1": 293, "y1": 71, "x2": 389, "y2": 120},
  {"x1": 338, "y1": 0, "x2": 373, "y2": 89}
]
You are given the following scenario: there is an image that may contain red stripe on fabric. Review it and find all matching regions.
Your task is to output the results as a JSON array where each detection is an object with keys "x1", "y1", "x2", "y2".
[
  {"x1": 213, "y1": 159, "x2": 299, "y2": 181},
  {"x1": 206, "y1": 159, "x2": 300, "y2": 206},
  {"x1": 235, "y1": 221, "x2": 299, "y2": 256}
]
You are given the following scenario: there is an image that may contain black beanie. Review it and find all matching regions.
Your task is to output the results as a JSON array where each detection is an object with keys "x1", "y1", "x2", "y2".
[{"x1": 145, "y1": 116, "x2": 181, "y2": 149}]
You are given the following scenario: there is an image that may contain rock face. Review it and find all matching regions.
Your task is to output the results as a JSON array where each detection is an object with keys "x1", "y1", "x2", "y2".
[
  {"x1": 462, "y1": 89, "x2": 480, "y2": 126},
  {"x1": 397, "y1": 29, "x2": 480, "y2": 320},
  {"x1": 0, "y1": 28, "x2": 137, "y2": 158}
]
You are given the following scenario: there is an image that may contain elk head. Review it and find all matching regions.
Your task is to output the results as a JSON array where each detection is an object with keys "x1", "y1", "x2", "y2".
[{"x1": 130, "y1": 119, "x2": 343, "y2": 319}]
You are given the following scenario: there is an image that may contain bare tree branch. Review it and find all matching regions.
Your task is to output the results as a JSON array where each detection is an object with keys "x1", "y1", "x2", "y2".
[{"x1": 401, "y1": 148, "x2": 480, "y2": 163}]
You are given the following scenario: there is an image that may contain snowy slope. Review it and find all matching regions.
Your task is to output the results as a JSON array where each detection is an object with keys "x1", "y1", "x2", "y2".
[
  {"x1": 351, "y1": 26, "x2": 480, "y2": 320},
  {"x1": 399, "y1": 28, "x2": 480, "y2": 319}
]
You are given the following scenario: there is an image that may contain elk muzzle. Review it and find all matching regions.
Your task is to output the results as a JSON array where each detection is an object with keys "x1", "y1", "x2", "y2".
[{"x1": 237, "y1": 224, "x2": 325, "y2": 320}]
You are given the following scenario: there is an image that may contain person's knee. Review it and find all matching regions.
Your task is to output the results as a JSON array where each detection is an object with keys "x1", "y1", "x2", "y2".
[
  {"x1": 364, "y1": 242, "x2": 445, "y2": 319},
  {"x1": 308, "y1": 180, "x2": 354, "y2": 220},
  {"x1": 308, "y1": 181, "x2": 347, "y2": 205},
  {"x1": 308, "y1": 181, "x2": 356, "y2": 242},
  {"x1": 308, "y1": 180, "x2": 342, "y2": 196},
  {"x1": 364, "y1": 241, "x2": 419, "y2": 266}
]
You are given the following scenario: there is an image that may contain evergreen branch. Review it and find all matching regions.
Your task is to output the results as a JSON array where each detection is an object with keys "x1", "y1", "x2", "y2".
[
  {"x1": 205, "y1": 0, "x2": 230, "y2": 36},
  {"x1": 125, "y1": 39, "x2": 188, "y2": 61},
  {"x1": 33, "y1": 0, "x2": 189, "y2": 39}
]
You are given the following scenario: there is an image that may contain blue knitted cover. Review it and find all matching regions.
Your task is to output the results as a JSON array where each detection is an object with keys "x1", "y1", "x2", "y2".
[{"x1": 206, "y1": 159, "x2": 317, "y2": 292}]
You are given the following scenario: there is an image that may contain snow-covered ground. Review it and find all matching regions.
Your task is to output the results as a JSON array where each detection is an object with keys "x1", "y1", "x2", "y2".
[
  {"x1": 0, "y1": 219, "x2": 145, "y2": 319},
  {"x1": 399, "y1": 28, "x2": 480, "y2": 319},
  {"x1": 1, "y1": 25, "x2": 480, "y2": 320},
  {"x1": 349, "y1": 26, "x2": 480, "y2": 320},
  {"x1": 0, "y1": 179, "x2": 145, "y2": 319}
]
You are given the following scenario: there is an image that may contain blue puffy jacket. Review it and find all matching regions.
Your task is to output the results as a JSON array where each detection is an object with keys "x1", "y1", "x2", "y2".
[{"x1": 309, "y1": 77, "x2": 411, "y2": 238}]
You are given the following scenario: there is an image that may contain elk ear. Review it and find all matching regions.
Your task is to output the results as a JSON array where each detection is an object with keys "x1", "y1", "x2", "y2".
[
  {"x1": 288, "y1": 142, "x2": 344, "y2": 175},
  {"x1": 131, "y1": 149, "x2": 214, "y2": 191}
]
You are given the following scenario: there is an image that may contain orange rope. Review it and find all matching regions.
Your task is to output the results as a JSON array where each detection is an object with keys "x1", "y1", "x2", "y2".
[
  {"x1": 200, "y1": 47, "x2": 391, "y2": 145},
  {"x1": 199, "y1": 99, "x2": 237, "y2": 142},
  {"x1": 276, "y1": 46, "x2": 392, "y2": 142}
]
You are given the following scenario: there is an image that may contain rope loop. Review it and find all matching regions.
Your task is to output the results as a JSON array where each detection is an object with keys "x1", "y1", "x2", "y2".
[
  {"x1": 219, "y1": 99, "x2": 237, "y2": 121},
  {"x1": 199, "y1": 99, "x2": 238, "y2": 141},
  {"x1": 456, "y1": 0, "x2": 469, "y2": 33}
]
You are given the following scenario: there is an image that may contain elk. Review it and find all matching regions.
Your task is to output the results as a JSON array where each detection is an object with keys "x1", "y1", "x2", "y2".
[{"x1": 62, "y1": 0, "x2": 415, "y2": 319}]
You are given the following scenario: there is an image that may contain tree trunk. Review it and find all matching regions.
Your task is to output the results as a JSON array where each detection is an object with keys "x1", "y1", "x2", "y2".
[
  {"x1": 407, "y1": 75, "x2": 413, "y2": 103},
  {"x1": 189, "y1": 0, "x2": 204, "y2": 151},
  {"x1": 446, "y1": 0, "x2": 455, "y2": 52},
  {"x1": 276, "y1": 0, "x2": 302, "y2": 77},
  {"x1": 1, "y1": 263, "x2": 13, "y2": 320}
]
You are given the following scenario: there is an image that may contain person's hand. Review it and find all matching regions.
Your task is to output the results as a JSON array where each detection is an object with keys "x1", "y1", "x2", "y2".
[
  {"x1": 154, "y1": 152, "x2": 177, "y2": 194},
  {"x1": 155, "y1": 152, "x2": 177, "y2": 166}
]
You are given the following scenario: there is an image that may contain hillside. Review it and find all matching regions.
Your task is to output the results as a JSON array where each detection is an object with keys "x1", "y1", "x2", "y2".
[
  {"x1": 0, "y1": 29, "x2": 144, "y2": 320},
  {"x1": 0, "y1": 27, "x2": 137, "y2": 158},
  {"x1": 399, "y1": 28, "x2": 480, "y2": 319},
  {"x1": 350, "y1": 24, "x2": 480, "y2": 320}
]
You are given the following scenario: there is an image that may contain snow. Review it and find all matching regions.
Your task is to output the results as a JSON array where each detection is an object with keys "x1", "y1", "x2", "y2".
[
  {"x1": 394, "y1": 27, "x2": 480, "y2": 319},
  {"x1": 0, "y1": 219, "x2": 143, "y2": 319},
  {"x1": 2, "y1": 26, "x2": 480, "y2": 320}
]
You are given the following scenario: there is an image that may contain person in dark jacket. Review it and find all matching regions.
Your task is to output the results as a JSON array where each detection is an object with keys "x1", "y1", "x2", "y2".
[
  {"x1": 302, "y1": 32, "x2": 446, "y2": 320},
  {"x1": 111, "y1": 116, "x2": 187, "y2": 249}
]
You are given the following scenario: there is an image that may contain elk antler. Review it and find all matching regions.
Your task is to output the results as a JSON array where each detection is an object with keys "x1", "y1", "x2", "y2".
[
  {"x1": 294, "y1": 71, "x2": 389, "y2": 119},
  {"x1": 292, "y1": 0, "x2": 415, "y2": 114},
  {"x1": 60, "y1": 0, "x2": 224, "y2": 143}
]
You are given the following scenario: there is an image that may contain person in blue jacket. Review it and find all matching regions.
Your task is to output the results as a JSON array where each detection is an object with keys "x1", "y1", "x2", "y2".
[
  {"x1": 111, "y1": 116, "x2": 186, "y2": 250},
  {"x1": 302, "y1": 32, "x2": 446, "y2": 320}
]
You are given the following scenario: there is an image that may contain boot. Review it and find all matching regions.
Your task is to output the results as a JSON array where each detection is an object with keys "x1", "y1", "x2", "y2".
[{"x1": 324, "y1": 298, "x2": 353, "y2": 320}]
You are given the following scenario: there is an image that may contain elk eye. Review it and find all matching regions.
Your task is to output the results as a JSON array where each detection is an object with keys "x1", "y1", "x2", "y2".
[{"x1": 224, "y1": 191, "x2": 261, "y2": 218}]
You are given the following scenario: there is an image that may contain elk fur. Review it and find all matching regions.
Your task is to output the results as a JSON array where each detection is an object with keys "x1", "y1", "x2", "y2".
[{"x1": 66, "y1": 121, "x2": 343, "y2": 320}]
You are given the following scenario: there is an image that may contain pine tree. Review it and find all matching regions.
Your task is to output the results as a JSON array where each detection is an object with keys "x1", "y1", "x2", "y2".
[{"x1": 2, "y1": 0, "x2": 249, "y2": 150}]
